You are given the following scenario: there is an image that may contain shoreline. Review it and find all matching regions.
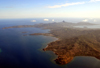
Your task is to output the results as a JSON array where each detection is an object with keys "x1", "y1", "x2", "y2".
[
  {"x1": 23, "y1": 27, "x2": 100, "y2": 65},
  {"x1": 29, "y1": 32, "x2": 63, "y2": 64},
  {"x1": 2, "y1": 22, "x2": 100, "y2": 65}
]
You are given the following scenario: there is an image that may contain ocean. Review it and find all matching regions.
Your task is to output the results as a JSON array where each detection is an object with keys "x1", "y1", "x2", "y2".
[{"x1": 0, "y1": 18, "x2": 100, "y2": 68}]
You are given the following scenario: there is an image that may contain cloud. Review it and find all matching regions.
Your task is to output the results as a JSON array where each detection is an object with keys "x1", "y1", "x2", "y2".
[
  {"x1": 82, "y1": 19, "x2": 88, "y2": 22},
  {"x1": 47, "y1": 0, "x2": 100, "y2": 8},
  {"x1": 52, "y1": 19, "x2": 54, "y2": 21},
  {"x1": 90, "y1": 0, "x2": 100, "y2": 2},
  {"x1": 94, "y1": 20, "x2": 97, "y2": 22},
  {"x1": 44, "y1": 19, "x2": 49, "y2": 21},
  {"x1": 47, "y1": 2, "x2": 85, "y2": 8},
  {"x1": 31, "y1": 20, "x2": 36, "y2": 22}
]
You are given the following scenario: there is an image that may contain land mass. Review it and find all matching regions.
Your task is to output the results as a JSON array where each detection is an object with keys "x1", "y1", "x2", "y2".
[
  {"x1": 2, "y1": 22, "x2": 100, "y2": 65},
  {"x1": 2, "y1": 22, "x2": 95, "y2": 29},
  {"x1": 30, "y1": 33, "x2": 54, "y2": 37}
]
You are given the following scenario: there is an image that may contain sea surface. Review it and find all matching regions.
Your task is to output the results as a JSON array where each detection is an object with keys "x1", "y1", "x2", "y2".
[
  {"x1": 74, "y1": 25, "x2": 100, "y2": 29},
  {"x1": 0, "y1": 18, "x2": 100, "y2": 68}
]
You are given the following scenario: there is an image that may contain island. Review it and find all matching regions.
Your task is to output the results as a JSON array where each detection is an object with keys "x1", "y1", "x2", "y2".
[{"x1": 2, "y1": 22, "x2": 100, "y2": 65}]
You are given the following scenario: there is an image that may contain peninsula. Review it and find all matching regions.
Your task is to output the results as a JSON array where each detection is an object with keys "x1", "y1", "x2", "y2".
[{"x1": 2, "y1": 22, "x2": 100, "y2": 65}]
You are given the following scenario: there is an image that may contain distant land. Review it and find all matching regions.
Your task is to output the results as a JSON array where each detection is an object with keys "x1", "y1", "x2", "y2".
[
  {"x1": 2, "y1": 21, "x2": 100, "y2": 65},
  {"x1": 2, "y1": 22, "x2": 95, "y2": 29}
]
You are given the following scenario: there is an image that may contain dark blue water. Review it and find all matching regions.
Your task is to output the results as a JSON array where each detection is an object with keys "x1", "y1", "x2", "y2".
[{"x1": 0, "y1": 18, "x2": 100, "y2": 68}]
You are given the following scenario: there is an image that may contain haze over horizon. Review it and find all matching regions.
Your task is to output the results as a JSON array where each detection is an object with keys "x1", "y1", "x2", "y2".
[{"x1": 0, "y1": 0, "x2": 100, "y2": 19}]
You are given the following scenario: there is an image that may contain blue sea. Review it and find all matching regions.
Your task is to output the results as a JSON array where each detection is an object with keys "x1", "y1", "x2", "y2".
[{"x1": 0, "y1": 18, "x2": 100, "y2": 68}]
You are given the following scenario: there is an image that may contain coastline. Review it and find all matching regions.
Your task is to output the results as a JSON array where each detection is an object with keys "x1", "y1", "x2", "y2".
[
  {"x1": 2, "y1": 22, "x2": 100, "y2": 65},
  {"x1": 42, "y1": 38, "x2": 74, "y2": 65},
  {"x1": 37, "y1": 35, "x2": 59, "y2": 64},
  {"x1": 43, "y1": 37, "x2": 61, "y2": 64},
  {"x1": 44, "y1": 38, "x2": 60, "y2": 50},
  {"x1": 29, "y1": 32, "x2": 64, "y2": 64}
]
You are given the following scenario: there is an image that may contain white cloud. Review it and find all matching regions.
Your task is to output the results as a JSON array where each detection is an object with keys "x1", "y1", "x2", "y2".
[
  {"x1": 94, "y1": 20, "x2": 97, "y2": 22},
  {"x1": 44, "y1": 19, "x2": 49, "y2": 21},
  {"x1": 90, "y1": 0, "x2": 100, "y2": 2},
  {"x1": 52, "y1": 19, "x2": 54, "y2": 21},
  {"x1": 47, "y1": 2, "x2": 85, "y2": 8},
  {"x1": 82, "y1": 19, "x2": 88, "y2": 22},
  {"x1": 31, "y1": 20, "x2": 36, "y2": 22}
]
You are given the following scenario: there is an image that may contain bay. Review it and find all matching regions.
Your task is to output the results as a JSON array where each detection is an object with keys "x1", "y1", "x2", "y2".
[{"x1": 0, "y1": 18, "x2": 100, "y2": 68}]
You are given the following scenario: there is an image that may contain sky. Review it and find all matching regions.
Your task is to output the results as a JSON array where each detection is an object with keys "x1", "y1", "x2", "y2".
[{"x1": 0, "y1": 0, "x2": 100, "y2": 19}]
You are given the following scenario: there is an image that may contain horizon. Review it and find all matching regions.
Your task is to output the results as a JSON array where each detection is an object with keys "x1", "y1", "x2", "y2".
[{"x1": 0, "y1": 17, "x2": 100, "y2": 24}]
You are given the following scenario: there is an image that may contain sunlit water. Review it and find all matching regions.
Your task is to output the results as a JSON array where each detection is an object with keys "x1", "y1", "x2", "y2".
[
  {"x1": 74, "y1": 25, "x2": 100, "y2": 29},
  {"x1": 0, "y1": 18, "x2": 100, "y2": 68}
]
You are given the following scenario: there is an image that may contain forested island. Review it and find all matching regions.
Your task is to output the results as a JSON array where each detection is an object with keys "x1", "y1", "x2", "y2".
[{"x1": 2, "y1": 22, "x2": 100, "y2": 65}]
